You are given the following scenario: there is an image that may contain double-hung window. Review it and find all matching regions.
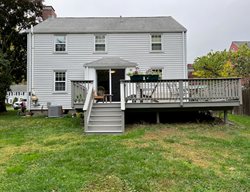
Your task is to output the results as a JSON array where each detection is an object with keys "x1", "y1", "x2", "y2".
[
  {"x1": 54, "y1": 71, "x2": 66, "y2": 91},
  {"x1": 95, "y1": 35, "x2": 106, "y2": 52},
  {"x1": 151, "y1": 34, "x2": 162, "y2": 51},
  {"x1": 54, "y1": 35, "x2": 66, "y2": 52}
]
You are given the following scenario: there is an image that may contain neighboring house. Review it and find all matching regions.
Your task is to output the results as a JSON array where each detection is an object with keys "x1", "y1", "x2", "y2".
[
  {"x1": 5, "y1": 85, "x2": 27, "y2": 104},
  {"x1": 229, "y1": 41, "x2": 250, "y2": 52},
  {"x1": 27, "y1": 16, "x2": 187, "y2": 111}
]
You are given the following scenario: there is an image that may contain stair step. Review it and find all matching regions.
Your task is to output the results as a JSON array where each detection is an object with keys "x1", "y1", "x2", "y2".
[
  {"x1": 91, "y1": 111, "x2": 121, "y2": 115},
  {"x1": 93, "y1": 103, "x2": 120, "y2": 108},
  {"x1": 89, "y1": 116, "x2": 121, "y2": 121},
  {"x1": 90, "y1": 114, "x2": 121, "y2": 117},
  {"x1": 88, "y1": 125, "x2": 122, "y2": 131},
  {"x1": 85, "y1": 130, "x2": 123, "y2": 134},
  {"x1": 92, "y1": 107, "x2": 121, "y2": 112},
  {"x1": 89, "y1": 120, "x2": 121, "y2": 125}
]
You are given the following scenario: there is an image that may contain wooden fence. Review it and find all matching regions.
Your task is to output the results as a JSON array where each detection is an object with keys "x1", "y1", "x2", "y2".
[{"x1": 233, "y1": 88, "x2": 250, "y2": 116}]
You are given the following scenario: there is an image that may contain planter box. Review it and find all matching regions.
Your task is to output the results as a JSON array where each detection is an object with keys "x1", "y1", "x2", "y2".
[
  {"x1": 130, "y1": 75, "x2": 159, "y2": 82},
  {"x1": 130, "y1": 75, "x2": 145, "y2": 82},
  {"x1": 145, "y1": 75, "x2": 159, "y2": 81}
]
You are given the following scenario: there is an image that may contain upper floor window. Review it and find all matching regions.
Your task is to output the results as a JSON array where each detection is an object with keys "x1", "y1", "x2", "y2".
[
  {"x1": 54, "y1": 71, "x2": 66, "y2": 91},
  {"x1": 151, "y1": 34, "x2": 162, "y2": 51},
  {"x1": 55, "y1": 35, "x2": 66, "y2": 52},
  {"x1": 95, "y1": 35, "x2": 106, "y2": 52}
]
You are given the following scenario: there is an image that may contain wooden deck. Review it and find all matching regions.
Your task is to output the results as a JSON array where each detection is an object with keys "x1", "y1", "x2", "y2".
[
  {"x1": 72, "y1": 78, "x2": 242, "y2": 133},
  {"x1": 121, "y1": 78, "x2": 241, "y2": 110}
]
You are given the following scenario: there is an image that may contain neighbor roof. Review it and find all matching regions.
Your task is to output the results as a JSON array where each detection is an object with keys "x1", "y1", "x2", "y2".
[
  {"x1": 232, "y1": 41, "x2": 250, "y2": 48},
  {"x1": 33, "y1": 16, "x2": 187, "y2": 33},
  {"x1": 84, "y1": 57, "x2": 138, "y2": 68},
  {"x1": 9, "y1": 85, "x2": 27, "y2": 92}
]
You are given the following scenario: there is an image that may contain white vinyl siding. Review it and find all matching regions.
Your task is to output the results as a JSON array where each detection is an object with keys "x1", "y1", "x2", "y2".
[
  {"x1": 54, "y1": 35, "x2": 66, "y2": 52},
  {"x1": 95, "y1": 35, "x2": 106, "y2": 52}
]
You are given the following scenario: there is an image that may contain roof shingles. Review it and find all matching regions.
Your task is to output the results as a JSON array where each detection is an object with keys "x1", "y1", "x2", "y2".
[{"x1": 33, "y1": 16, "x2": 187, "y2": 33}]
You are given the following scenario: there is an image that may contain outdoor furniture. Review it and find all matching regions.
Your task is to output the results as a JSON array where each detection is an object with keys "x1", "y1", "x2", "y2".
[
  {"x1": 104, "y1": 94, "x2": 113, "y2": 103},
  {"x1": 94, "y1": 86, "x2": 105, "y2": 103}
]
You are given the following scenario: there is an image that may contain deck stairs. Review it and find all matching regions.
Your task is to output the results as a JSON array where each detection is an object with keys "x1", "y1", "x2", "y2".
[{"x1": 86, "y1": 103, "x2": 124, "y2": 134}]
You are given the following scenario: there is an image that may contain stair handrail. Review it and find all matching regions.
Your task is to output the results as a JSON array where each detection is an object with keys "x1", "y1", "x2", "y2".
[
  {"x1": 120, "y1": 81, "x2": 125, "y2": 111},
  {"x1": 83, "y1": 83, "x2": 94, "y2": 130}
]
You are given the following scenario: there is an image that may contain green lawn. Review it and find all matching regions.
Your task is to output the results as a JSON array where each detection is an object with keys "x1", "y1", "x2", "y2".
[{"x1": 0, "y1": 111, "x2": 249, "y2": 192}]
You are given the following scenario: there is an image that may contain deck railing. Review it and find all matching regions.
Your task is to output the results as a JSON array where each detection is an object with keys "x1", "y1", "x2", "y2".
[
  {"x1": 121, "y1": 78, "x2": 242, "y2": 106},
  {"x1": 71, "y1": 80, "x2": 93, "y2": 108}
]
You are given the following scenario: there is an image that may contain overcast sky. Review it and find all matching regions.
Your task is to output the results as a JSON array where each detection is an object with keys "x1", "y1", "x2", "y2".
[{"x1": 44, "y1": 0, "x2": 250, "y2": 63}]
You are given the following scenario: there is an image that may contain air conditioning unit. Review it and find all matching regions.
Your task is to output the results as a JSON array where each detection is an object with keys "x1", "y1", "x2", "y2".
[{"x1": 48, "y1": 106, "x2": 62, "y2": 117}]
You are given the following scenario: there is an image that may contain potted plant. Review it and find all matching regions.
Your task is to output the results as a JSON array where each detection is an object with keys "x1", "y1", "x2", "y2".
[
  {"x1": 145, "y1": 69, "x2": 159, "y2": 81},
  {"x1": 127, "y1": 68, "x2": 160, "y2": 82},
  {"x1": 127, "y1": 67, "x2": 145, "y2": 82}
]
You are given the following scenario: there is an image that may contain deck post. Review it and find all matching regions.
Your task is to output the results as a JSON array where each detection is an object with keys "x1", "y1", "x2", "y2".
[
  {"x1": 238, "y1": 78, "x2": 243, "y2": 105},
  {"x1": 156, "y1": 112, "x2": 160, "y2": 124},
  {"x1": 179, "y1": 80, "x2": 183, "y2": 107},
  {"x1": 71, "y1": 82, "x2": 74, "y2": 108},
  {"x1": 224, "y1": 110, "x2": 228, "y2": 124}
]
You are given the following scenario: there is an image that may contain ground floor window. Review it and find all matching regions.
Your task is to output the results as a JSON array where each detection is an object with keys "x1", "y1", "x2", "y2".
[
  {"x1": 54, "y1": 71, "x2": 66, "y2": 91},
  {"x1": 151, "y1": 68, "x2": 163, "y2": 79}
]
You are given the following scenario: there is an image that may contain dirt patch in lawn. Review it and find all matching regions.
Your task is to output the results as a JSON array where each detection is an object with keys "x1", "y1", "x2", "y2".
[{"x1": 81, "y1": 175, "x2": 133, "y2": 192}]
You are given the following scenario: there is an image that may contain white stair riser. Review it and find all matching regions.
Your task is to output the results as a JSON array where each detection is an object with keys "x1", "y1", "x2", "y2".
[
  {"x1": 91, "y1": 111, "x2": 121, "y2": 116},
  {"x1": 88, "y1": 125, "x2": 122, "y2": 131},
  {"x1": 89, "y1": 120, "x2": 122, "y2": 125},
  {"x1": 89, "y1": 116, "x2": 121, "y2": 121},
  {"x1": 92, "y1": 107, "x2": 121, "y2": 112},
  {"x1": 93, "y1": 105, "x2": 121, "y2": 108}
]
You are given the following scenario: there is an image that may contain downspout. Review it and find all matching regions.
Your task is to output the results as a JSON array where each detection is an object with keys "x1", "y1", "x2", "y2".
[
  {"x1": 31, "y1": 25, "x2": 34, "y2": 94},
  {"x1": 182, "y1": 31, "x2": 187, "y2": 79},
  {"x1": 28, "y1": 25, "x2": 34, "y2": 111}
]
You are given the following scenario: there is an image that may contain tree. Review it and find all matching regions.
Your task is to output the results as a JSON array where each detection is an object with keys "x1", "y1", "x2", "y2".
[
  {"x1": 231, "y1": 45, "x2": 250, "y2": 84},
  {"x1": 0, "y1": 0, "x2": 43, "y2": 112},
  {"x1": 193, "y1": 50, "x2": 237, "y2": 78},
  {"x1": 0, "y1": 52, "x2": 12, "y2": 112}
]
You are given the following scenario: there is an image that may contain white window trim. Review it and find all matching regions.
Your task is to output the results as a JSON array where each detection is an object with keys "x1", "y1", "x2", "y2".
[
  {"x1": 150, "y1": 34, "x2": 163, "y2": 52},
  {"x1": 53, "y1": 70, "x2": 67, "y2": 93},
  {"x1": 54, "y1": 35, "x2": 67, "y2": 53},
  {"x1": 94, "y1": 34, "x2": 107, "y2": 53},
  {"x1": 150, "y1": 67, "x2": 163, "y2": 79}
]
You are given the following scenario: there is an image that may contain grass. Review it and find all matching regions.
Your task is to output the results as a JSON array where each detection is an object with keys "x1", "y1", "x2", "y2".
[{"x1": 0, "y1": 111, "x2": 249, "y2": 192}]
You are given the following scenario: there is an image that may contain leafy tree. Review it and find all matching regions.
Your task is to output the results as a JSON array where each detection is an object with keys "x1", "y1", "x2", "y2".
[
  {"x1": 193, "y1": 50, "x2": 237, "y2": 78},
  {"x1": 0, "y1": 52, "x2": 12, "y2": 112},
  {"x1": 0, "y1": 0, "x2": 43, "y2": 112},
  {"x1": 231, "y1": 45, "x2": 250, "y2": 79}
]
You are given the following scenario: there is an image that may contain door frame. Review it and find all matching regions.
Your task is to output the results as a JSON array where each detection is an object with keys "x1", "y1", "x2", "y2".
[{"x1": 96, "y1": 68, "x2": 125, "y2": 100}]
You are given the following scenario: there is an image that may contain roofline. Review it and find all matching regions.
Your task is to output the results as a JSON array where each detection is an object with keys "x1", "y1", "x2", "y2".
[
  {"x1": 32, "y1": 31, "x2": 187, "y2": 34},
  {"x1": 46, "y1": 16, "x2": 174, "y2": 19},
  {"x1": 43, "y1": 5, "x2": 55, "y2": 11}
]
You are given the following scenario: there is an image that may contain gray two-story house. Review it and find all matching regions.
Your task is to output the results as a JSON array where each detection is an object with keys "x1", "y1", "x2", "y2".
[{"x1": 27, "y1": 16, "x2": 187, "y2": 111}]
